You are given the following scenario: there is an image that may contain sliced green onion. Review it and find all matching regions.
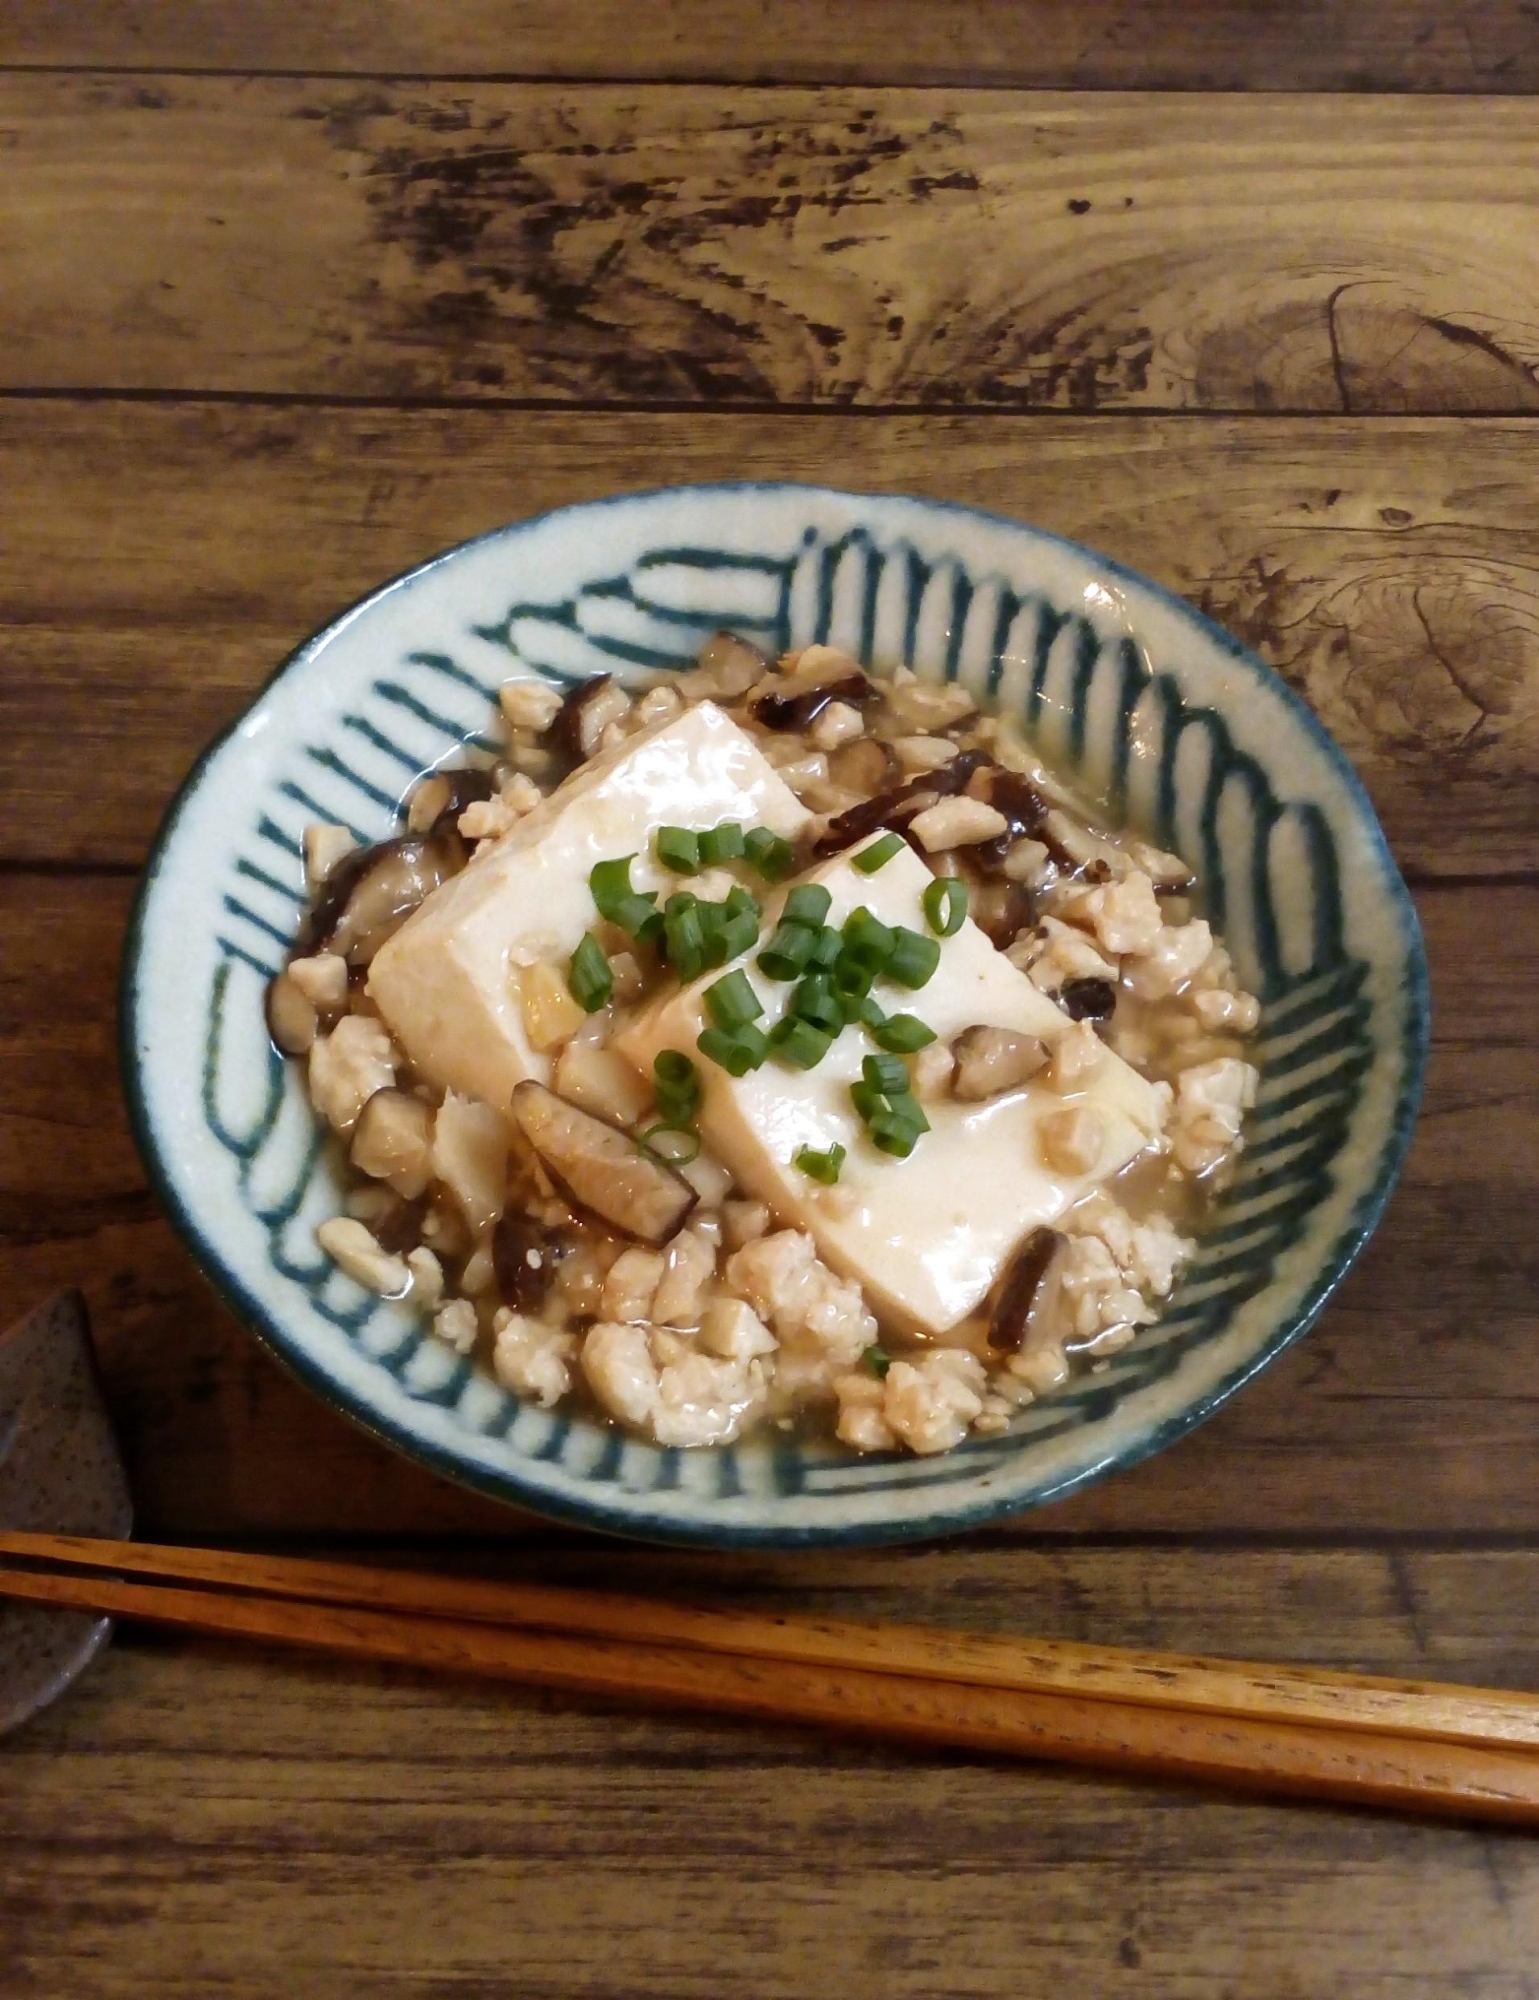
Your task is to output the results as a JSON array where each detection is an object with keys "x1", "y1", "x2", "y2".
[
  {"x1": 697, "y1": 899, "x2": 730, "y2": 970},
  {"x1": 744, "y1": 827, "x2": 797, "y2": 883},
  {"x1": 807, "y1": 925, "x2": 844, "y2": 970},
  {"x1": 715, "y1": 914, "x2": 757, "y2": 963},
  {"x1": 567, "y1": 932, "x2": 613, "y2": 1012},
  {"x1": 638, "y1": 1123, "x2": 701, "y2": 1166},
  {"x1": 862, "y1": 1344, "x2": 892, "y2": 1379},
  {"x1": 656, "y1": 826, "x2": 700, "y2": 874},
  {"x1": 590, "y1": 855, "x2": 644, "y2": 922},
  {"x1": 849, "y1": 1078, "x2": 892, "y2": 1123},
  {"x1": 841, "y1": 907, "x2": 896, "y2": 974},
  {"x1": 791, "y1": 974, "x2": 844, "y2": 1035},
  {"x1": 856, "y1": 993, "x2": 888, "y2": 1028},
  {"x1": 922, "y1": 875, "x2": 968, "y2": 938},
  {"x1": 784, "y1": 883, "x2": 833, "y2": 929},
  {"x1": 886, "y1": 925, "x2": 942, "y2": 990},
  {"x1": 664, "y1": 893, "x2": 707, "y2": 981},
  {"x1": 831, "y1": 952, "x2": 875, "y2": 1002},
  {"x1": 795, "y1": 1141, "x2": 846, "y2": 1185},
  {"x1": 653, "y1": 1050, "x2": 702, "y2": 1123},
  {"x1": 870, "y1": 1012, "x2": 936, "y2": 1053},
  {"x1": 697, "y1": 1023, "x2": 770, "y2": 1076},
  {"x1": 868, "y1": 1112, "x2": 923, "y2": 1159},
  {"x1": 768, "y1": 1017, "x2": 833, "y2": 1070},
  {"x1": 698, "y1": 820, "x2": 745, "y2": 865},
  {"x1": 758, "y1": 921, "x2": 817, "y2": 980},
  {"x1": 853, "y1": 832, "x2": 904, "y2": 874},
  {"x1": 862, "y1": 1051, "x2": 910, "y2": 1096},
  {"x1": 724, "y1": 882, "x2": 761, "y2": 922},
  {"x1": 704, "y1": 968, "x2": 763, "y2": 1030},
  {"x1": 610, "y1": 891, "x2": 661, "y2": 938}
]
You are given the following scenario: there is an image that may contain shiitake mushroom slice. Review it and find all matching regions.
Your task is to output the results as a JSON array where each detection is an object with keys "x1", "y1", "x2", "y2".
[
  {"x1": 987, "y1": 1227, "x2": 1064, "y2": 1354},
  {"x1": 510, "y1": 1082, "x2": 697, "y2": 1246}
]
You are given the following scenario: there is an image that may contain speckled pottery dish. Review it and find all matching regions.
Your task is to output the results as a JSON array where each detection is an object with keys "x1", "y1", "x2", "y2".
[
  {"x1": 0, "y1": 1292, "x2": 133, "y2": 1735},
  {"x1": 122, "y1": 486, "x2": 1427, "y2": 1548}
]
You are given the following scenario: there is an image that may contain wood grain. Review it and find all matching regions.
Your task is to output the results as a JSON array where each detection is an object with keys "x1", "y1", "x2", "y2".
[
  {"x1": 2, "y1": 400, "x2": 1536, "y2": 875},
  {"x1": 3, "y1": 1565, "x2": 1539, "y2": 1999},
  {"x1": 5, "y1": 80, "x2": 1539, "y2": 413},
  {"x1": 8, "y1": 1, "x2": 1539, "y2": 93},
  {"x1": 2, "y1": 870, "x2": 1533, "y2": 1540}
]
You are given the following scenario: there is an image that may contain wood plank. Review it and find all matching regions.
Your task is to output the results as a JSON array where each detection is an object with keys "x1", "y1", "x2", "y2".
[
  {"x1": 1, "y1": 401, "x2": 1535, "y2": 876},
  {"x1": 8, "y1": 2, "x2": 1539, "y2": 93},
  {"x1": 3, "y1": 872, "x2": 1534, "y2": 1540},
  {"x1": 5, "y1": 79, "x2": 1539, "y2": 412},
  {"x1": 3, "y1": 1550, "x2": 1539, "y2": 2000}
]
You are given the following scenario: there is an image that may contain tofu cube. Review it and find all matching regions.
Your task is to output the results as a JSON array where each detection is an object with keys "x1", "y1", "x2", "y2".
[
  {"x1": 368, "y1": 702, "x2": 810, "y2": 1109},
  {"x1": 618, "y1": 844, "x2": 1165, "y2": 1336}
]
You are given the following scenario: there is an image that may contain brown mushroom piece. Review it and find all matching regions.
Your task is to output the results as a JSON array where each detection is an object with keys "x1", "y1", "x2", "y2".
[
  {"x1": 511, "y1": 1082, "x2": 697, "y2": 1245},
  {"x1": 369, "y1": 1192, "x2": 430, "y2": 1255},
  {"x1": 987, "y1": 1227, "x2": 1064, "y2": 1354},
  {"x1": 965, "y1": 768, "x2": 1050, "y2": 871},
  {"x1": 826, "y1": 735, "x2": 901, "y2": 798},
  {"x1": 751, "y1": 673, "x2": 882, "y2": 733},
  {"x1": 950, "y1": 1026, "x2": 1051, "y2": 1102},
  {"x1": 812, "y1": 750, "x2": 989, "y2": 856},
  {"x1": 694, "y1": 629, "x2": 772, "y2": 698},
  {"x1": 299, "y1": 834, "x2": 456, "y2": 965},
  {"x1": 1059, "y1": 976, "x2": 1118, "y2": 1024},
  {"x1": 492, "y1": 1209, "x2": 572, "y2": 1314},
  {"x1": 972, "y1": 881, "x2": 1038, "y2": 952},
  {"x1": 426, "y1": 765, "x2": 497, "y2": 836},
  {"x1": 545, "y1": 673, "x2": 631, "y2": 762}
]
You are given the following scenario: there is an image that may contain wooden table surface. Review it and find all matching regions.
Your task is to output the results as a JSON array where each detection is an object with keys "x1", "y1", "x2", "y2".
[{"x1": 4, "y1": 7, "x2": 1539, "y2": 1993}]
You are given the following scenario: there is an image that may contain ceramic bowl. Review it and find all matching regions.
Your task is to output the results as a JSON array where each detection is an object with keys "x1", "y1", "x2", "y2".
[{"x1": 122, "y1": 485, "x2": 1428, "y2": 1547}]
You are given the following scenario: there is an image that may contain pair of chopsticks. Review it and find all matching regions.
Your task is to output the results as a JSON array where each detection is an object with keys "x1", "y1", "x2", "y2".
[{"x1": 3, "y1": 1529, "x2": 1538, "y2": 1824}]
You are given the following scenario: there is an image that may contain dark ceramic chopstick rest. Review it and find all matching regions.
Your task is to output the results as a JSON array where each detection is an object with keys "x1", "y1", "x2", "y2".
[{"x1": 0, "y1": 1291, "x2": 132, "y2": 1737}]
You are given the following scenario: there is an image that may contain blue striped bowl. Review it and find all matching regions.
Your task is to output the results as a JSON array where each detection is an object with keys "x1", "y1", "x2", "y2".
[{"x1": 122, "y1": 486, "x2": 1428, "y2": 1547}]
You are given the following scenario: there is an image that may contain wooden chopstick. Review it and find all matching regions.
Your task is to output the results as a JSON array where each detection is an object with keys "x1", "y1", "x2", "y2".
[
  {"x1": 3, "y1": 1558, "x2": 1539, "y2": 1823},
  {"x1": 4, "y1": 1528, "x2": 1538, "y2": 1756}
]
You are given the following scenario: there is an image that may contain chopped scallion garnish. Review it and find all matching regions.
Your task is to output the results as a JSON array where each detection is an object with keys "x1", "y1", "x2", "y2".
[
  {"x1": 567, "y1": 932, "x2": 613, "y2": 1012},
  {"x1": 795, "y1": 1142, "x2": 846, "y2": 1185},
  {"x1": 744, "y1": 826, "x2": 797, "y2": 882},
  {"x1": 664, "y1": 892, "x2": 707, "y2": 981},
  {"x1": 862, "y1": 1051, "x2": 910, "y2": 1096},
  {"x1": 704, "y1": 968, "x2": 763, "y2": 1030},
  {"x1": 697, "y1": 1023, "x2": 770, "y2": 1076},
  {"x1": 886, "y1": 925, "x2": 941, "y2": 990},
  {"x1": 758, "y1": 920, "x2": 817, "y2": 981},
  {"x1": 653, "y1": 1050, "x2": 701, "y2": 1124},
  {"x1": 922, "y1": 875, "x2": 968, "y2": 938},
  {"x1": 698, "y1": 820, "x2": 746, "y2": 865},
  {"x1": 769, "y1": 1016, "x2": 833, "y2": 1070},
  {"x1": 853, "y1": 832, "x2": 904, "y2": 874},
  {"x1": 841, "y1": 907, "x2": 896, "y2": 975},
  {"x1": 784, "y1": 883, "x2": 833, "y2": 929},
  {"x1": 870, "y1": 1012, "x2": 936, "y2": 1053},
  {"x1": 656, "y1": 826, "x2": 701, "y2": 874},
  {"x1": 807, "y1": 925, "x2": 844, "y2": 970},
  {"x1": 791, "y1": 973, "x2": 844, "y2": 1035}
]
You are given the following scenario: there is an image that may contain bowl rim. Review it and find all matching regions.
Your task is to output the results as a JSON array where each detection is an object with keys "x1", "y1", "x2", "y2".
[{"x1": 120, "y1": 481, "x2": 1430, "y2": 1547}]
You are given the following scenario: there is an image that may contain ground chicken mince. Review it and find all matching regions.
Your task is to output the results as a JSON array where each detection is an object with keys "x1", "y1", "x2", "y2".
[{"x1": 266, "y1": 636, "x2": 1261, "y2": 1457}]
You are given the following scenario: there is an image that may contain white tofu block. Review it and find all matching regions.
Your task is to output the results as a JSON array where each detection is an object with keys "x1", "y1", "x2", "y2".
[
  {"x1": 619, "y1": 843, "x2": 1164, "y2": 1336},
  {"x1": 368, "y1": 702, "x2": 811, "y2": 1109}
]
